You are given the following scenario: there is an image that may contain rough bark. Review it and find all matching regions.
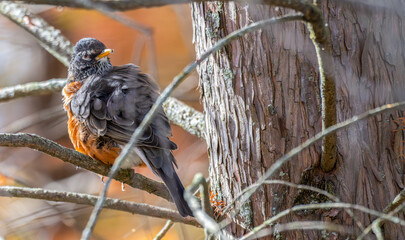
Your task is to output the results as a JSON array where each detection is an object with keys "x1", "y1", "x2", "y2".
[{"x1": 191, "y1": 1, "x2": 405, "y2": 239}]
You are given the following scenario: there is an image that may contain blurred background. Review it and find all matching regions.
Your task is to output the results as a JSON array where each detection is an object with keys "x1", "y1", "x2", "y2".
[{"x1": 0, "y1": 4, "x2": 207, "y2": 240}]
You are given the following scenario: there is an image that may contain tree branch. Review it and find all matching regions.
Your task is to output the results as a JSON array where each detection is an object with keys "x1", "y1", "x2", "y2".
[
  {"x1": 263, "y1": 180, "x2": 364, "y2": 230},
  {"x1": 184, "y1": 173, "x2": 228, "y2": 239},
  {"x1": 7, "y1": 0, "x2": 191, "y2": 10},
  {"x1": 240, "y1": 202, "x2": 405, "y2": 240},
  {"x1": 241, "y1": 221, "x2": 354, "y2": 240},
  {"x1": 0, "y1": 133, "x2": 172, "y2": 201},
  {"x1": 0, "y1": 78, "x2": 65, "y2": 103},
  {"x1": 383, "y1": 188, "x2": 405, "y2": 214},
  {"x1": 357, "y1": 190, "x2": 405, "y2": 240},
  {"x1": 0, "y1": 106, "x2": 64, "y2": 133},
  {"x1": 74, "y1": 0, "x2": 152, "y2": 34},
  {"x1": 0, "y1": 186, "x2": 200, "y2": 227},
  {"x1": 163, "y1": 97, "x2": 205, "y2": 139},
  {"x1": 219, "y1": 180, "x2": 365, "y2": 235},
  {"x1": 0, "y1": 2, "x2": 73, "y2": 66},
  {"x1": 153, "y1": 220, "x2": 175, "y2": 240}
]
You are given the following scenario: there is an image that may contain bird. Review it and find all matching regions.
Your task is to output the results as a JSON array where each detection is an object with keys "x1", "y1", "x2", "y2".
[{"x1": 62, "y1": 38, "x2": 193, "y2": 217}]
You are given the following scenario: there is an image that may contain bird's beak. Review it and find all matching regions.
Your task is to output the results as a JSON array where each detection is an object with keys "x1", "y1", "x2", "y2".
[{"x1": 95, "y1": 49, "x2": 113, "y2": 61}]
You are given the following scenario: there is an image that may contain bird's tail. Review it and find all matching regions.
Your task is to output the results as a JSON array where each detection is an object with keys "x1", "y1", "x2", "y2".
[
  {"x1": 157, "y1": 167, "x2": 193, "y2": 217},
  {"x1": 136, "y1": 147, "x2": 193, "y2": 217}
]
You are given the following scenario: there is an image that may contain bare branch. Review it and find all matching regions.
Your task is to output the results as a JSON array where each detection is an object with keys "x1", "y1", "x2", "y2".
[
  {"x1": 0, "y1": 79, "x2": 65, "y2": 103},
  {"x1": 199, "y1": 173, "x2": 213, "y2": 218},
  {"x1": 221, "y1": 101, "x2": 405, "y2": 233},
  {"x1": 0, "y1": 133, "x2": 172, "y2": 201},
  {"x1": 274, "y1": 221, "x2": 352, "y2": 234},
  {"x1": 261, "y1": 180, "x2": 364, "y2": 230},
  {"x1": 357, "y1": 190, "x2": 405, "y2": 240},
  {"x1": 163, "y1": 97, "x2": 205, "y2": 139},
  {"x1": 219, "y1": 180, "x2": 365, "y2": 236},
  {"x1": 0, "y1": 106, "x2": 64, "y2": 133},
  {"x1": 82, "y1": 14, "x2": 304, "y2": 240},
  {"x1": 0, "y1": 2, "x2": 72, "y2": 66},
  {"x1": 0, "y1": 186, "x2": 200, "y2": 227},
  {"x1": 240, "y1": 202, "x2": 405, "y2": 240},
  {"x1": 6, "y1": 0, "x2": 192, "y2": 10},
  {"x1": 74, "y1": 0, "x2": 152, "y2": 34},
  {"x1": 184, "y1": 173, "x2": 230, "y2": 239},
  {"x1": 372, "y1": 225, "x2": 384, "y2": 240},
  {"x1": 383, "y1": 188, "x2": 405, "y2": 213},
  {"x1": 242, "y1": 221, "x2": 354, "y2": 240},
  {"x1": 153, "y1": 220, "x2": 175, "y2": 240}
]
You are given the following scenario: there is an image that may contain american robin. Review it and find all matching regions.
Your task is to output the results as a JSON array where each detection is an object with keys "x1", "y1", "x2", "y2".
[{"x1": 62, "y1": 38, "x2": 193, "y2": 217}]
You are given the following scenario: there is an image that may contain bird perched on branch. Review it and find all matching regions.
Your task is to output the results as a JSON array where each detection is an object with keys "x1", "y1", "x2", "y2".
[{"x1": 62, "y1": 38, "x2": 193, "y2": 217}]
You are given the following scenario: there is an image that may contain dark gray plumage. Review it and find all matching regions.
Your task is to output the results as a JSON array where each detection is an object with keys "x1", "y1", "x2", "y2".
[{"x1": 67, "y1": 38, "x2": 193, "y2": 217}]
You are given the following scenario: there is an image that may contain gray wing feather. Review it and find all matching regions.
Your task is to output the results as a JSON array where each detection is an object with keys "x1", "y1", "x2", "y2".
[{"x1": 70, "y1": 63, "x2": 177, "y2": 157}]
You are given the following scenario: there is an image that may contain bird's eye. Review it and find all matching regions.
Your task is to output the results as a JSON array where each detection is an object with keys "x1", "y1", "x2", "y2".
[{"x1": 82, "y1": 53, "x2": 91, "y2": 61}]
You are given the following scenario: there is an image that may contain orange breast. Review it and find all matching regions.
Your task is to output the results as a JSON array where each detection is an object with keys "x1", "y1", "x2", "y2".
[{"x1": 63, "y1": 81, "x2": 120, "y2": 165}]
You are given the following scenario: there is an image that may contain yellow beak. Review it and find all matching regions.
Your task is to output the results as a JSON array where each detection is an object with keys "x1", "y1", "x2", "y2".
[{"x1": 95, "y1": 49, "x2": 113, "y2": 61}]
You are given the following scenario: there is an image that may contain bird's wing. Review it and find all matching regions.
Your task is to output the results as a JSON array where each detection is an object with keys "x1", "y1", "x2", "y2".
[
  {"x1": 70, "y1": 64, "x2": 192, "y2": 216},
  {"x1": 70, "y1": 64, "x2": 177, "y2": 164}
]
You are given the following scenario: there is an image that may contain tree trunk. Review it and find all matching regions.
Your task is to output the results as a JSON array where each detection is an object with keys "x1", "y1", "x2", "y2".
[{"x1": 191, "y1": 1, "x2": 405, "y2": 239}]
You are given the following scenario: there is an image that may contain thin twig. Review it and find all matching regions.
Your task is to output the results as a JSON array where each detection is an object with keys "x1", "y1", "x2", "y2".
[
  {"x1": 372, "y1": 224, "x2": 384, "y2": 240},
  {"x1": 0, "y1": 2, "x2": 72, "y2": 66},
  {"x1": 0, "y1": 106, "x2": 65, "y2": 133},
  {"x1": 153, "y1": 220, "x2": 175, "y2": 240},
  {"x1": 0, "y1": 186, "x2": 200, "y2": 227},
  {"x1": 6, "y1": 0, "x2": 191, "y2": 10},
  {"x1": 73, "y1": 0, "x2": 152, "y2": 35},
  {"x1": 198, "y1": 174, "x2": 216, "y2": 240},
  {"x1": 220, "y1": 101, "x2": 405, "y2": 232},
  {"x1": 260, "y1": 180, "x2": 364, "y2": 230},
  {"x1": 0, "y1": 133, "x2": 172, "y2": 201},
  {"x1": 274, "y1": 221, "x2": 352, "y2": 234},
  {"x1": 383, "y1": 188, "x2": 405, "y2": 213},
  {"x1": 184, "y1": 173, "x2": 230, "y2": 239},
  {"x1": 0, "y1": 79, "x2": 65, "y2": 103},
  {"x1": 199, "y1": 174, "x2": 213, "y2": 218},
  {"x1": 239, "y1": 202, "x2": 405, "y2": 240},
  {"x1": 357, "y1": 191, "x2": 405, "y2": 240},
  {"x1": 242, "y1": 221, "x2": 354, "y2": 240}
]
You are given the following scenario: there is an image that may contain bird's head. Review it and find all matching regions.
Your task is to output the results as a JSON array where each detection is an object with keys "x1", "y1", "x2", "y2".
[{"x1": 68, "y1": 38, "x2": 113, "y2": 82}]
